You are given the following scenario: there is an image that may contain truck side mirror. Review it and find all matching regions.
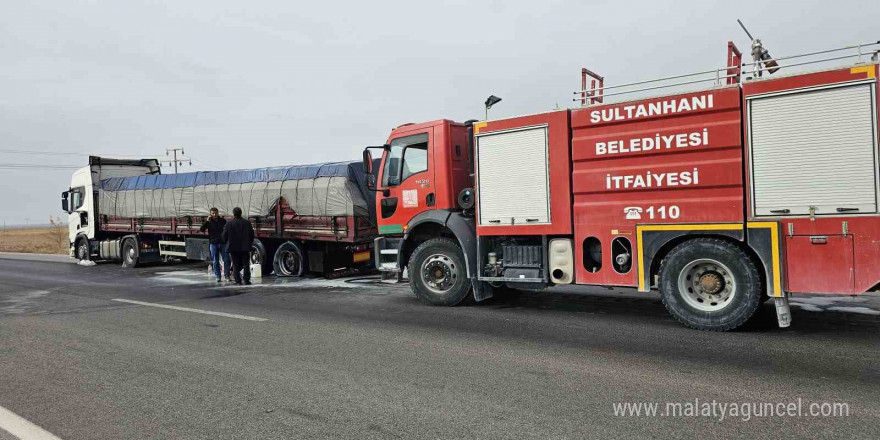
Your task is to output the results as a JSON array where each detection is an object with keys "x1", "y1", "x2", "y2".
[
  {"x1": 61, "y1": 191, "x2": 69, "y2": 213},
  {"x1": 363, "y1": 149, "x2": 374, "y2": 175},
  {"x1": 362, "y1": 149, "x2": 376, "y2": 191},
  {"x1": 363, "y1": 145, "x2": 388, "y2": 191}
]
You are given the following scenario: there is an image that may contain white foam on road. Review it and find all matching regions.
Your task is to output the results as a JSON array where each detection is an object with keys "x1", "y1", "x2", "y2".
[
  {"x1": 148, "y1": 269, "x2": 391, "y2": 292},
  {"x1": 150, "y1": 276, "x2": 204, "y2": 285},
  {"x1": 0, "y1": 404, "x2": 62, "y2": 440},
  {"x1": 793, "y1": 303, "x2": 823, "y2": 313},
  {"x1": 826, "y1": 306, "x2": 880, "y2": 316},
  {"x1": 790, "y1": 296, "x2": 868, "y2": 306},
  {"x1": 0, "y1": 291, "x2": 51, "y2": 315},
  {"x1": 223, "y1": 278, "x2": 388, "y2": 290},
  {"x1": 111, "y1": 299, "x2": 268, "y2": 322},
  {"x1": 789, "y1": 294, "x2": 880, "y2": 315}
]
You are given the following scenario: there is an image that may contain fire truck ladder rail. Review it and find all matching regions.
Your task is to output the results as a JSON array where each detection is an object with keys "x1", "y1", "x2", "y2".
[
  {"x1": 578, "y1": 74, "x2": 741, "y2": 100},
  {"x1": 574, "y1": 40, "x2": 879, "y2": 105},
  {"x1": 573, "y1": 66, "x2": 740, "y2": 96},
  {"x1": 745, "y1": 41, "x2": 879, "y2": 75}
]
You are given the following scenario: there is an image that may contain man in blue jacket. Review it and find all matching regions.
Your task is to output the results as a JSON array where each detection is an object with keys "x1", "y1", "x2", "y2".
[{"x1": 200, "y1": 207, "x2": 230, "y2": 282}]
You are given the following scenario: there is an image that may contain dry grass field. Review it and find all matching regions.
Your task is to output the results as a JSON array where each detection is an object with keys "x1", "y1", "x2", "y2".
[{"x1": 0, "y1": 222, "x2": 69, "y2": 255}]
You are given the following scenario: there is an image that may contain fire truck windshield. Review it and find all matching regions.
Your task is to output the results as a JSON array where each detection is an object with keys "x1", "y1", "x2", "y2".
[{"x1": 382, "y1": 133, "x2": 428, "y2": 186}]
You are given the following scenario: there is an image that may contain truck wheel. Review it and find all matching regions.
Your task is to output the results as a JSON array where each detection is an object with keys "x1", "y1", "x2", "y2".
[
  {"x1": 273, "y1": 241, "x2": 307, "y2": 277},
  {"x1": 121, "y1": 239, "x2": 139, "y2": 268},
  {"x1": 250, "y1": 239, "x2": 272, "y2": 275},
  {"x1": 408, "y1": 238, "x2": 470, "y2": 306},
  {"x1": 659, "y1": 238, "x2": 762, "y2": 331},
  {"x1": 75, "y1": 237, "x2": 90, "y2": 261}
]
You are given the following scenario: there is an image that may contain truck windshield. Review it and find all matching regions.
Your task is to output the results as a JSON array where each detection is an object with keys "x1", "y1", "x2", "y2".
[
  {"x1": 382, "y1": 133, "x2": 428, "y2": 186},
  {"x1": 71, "y1": 187, "x2": 85, "y2": 211}
]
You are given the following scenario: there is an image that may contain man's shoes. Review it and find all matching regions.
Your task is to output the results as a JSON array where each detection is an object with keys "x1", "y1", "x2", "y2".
[
  {"x1": 244, "y1": 280, "x2": 252, "y2": 285},
  {"x1": 216, "y1": 277, "x2": 222, "y2": 283},
  {"x1": 225, "y1": 276, "x2": 232, "y2": 282},
  {"x1": 234, "y1": 281, "x2": 243, "y2": 286}
]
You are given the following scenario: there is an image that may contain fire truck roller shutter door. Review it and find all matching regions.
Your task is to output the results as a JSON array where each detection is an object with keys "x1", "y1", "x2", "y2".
[
  {"x1": 477, "y1": 125, "x2": 551, "y2": 226},
  {"x1": 749, "y1": 82, "x2": 878, "y2": 216}
]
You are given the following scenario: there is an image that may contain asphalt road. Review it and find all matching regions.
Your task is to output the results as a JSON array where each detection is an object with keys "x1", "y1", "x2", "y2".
[{"x1": 0, "y1": 255, "x2": 877, "y2": 439}]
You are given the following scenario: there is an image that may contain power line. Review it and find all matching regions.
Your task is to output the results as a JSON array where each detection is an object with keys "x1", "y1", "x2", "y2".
[
  {"x1": 0, "y1": 148, "x2": 163, "y2": 158},
  {"x1": 0, "y1": 163, "x2": 82, "y2": 169},
  {"x1": 0, "y1": 159, "x2": 219, "y2": 172},
  {"x1": 190, "y1": 157, "x2": 223, "y2": 170},
  {"x1": 0, "y1": 149, "x2": 223, "y2": 172}
]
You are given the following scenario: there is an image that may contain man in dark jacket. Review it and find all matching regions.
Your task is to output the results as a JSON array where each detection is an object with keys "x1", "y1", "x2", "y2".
[
  {"x1": 222, "y1": 207, "x2": 255, "y2": 285},
  {"x1": 199, "y1": 207, "x2": 230, "y2": 282}
]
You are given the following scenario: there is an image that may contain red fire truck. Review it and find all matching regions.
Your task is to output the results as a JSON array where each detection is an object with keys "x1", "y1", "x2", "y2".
[{"x1": 363, "y1": 38, "x2": 880, "y2": 330}]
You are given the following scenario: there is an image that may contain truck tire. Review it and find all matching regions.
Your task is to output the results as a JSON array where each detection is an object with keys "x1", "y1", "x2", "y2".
[
  {"x1": 121, "y1": 238, "x2": 139, "y2": 268},
  {"x1": 659, "y1": 238, "x2": 762, "y2": 331},
  {"x1": 408, "y1": 238, "x2": 471, "y2": 306},
  {"x1": 273, "y1": 241, "x2": 307, "y2": 277},
  {"x1": 250, "y1": 239, "x2": 272, "y2": 275},
  {"x1": 75, "y1": 237, "x2": 90, "y2": 261}
]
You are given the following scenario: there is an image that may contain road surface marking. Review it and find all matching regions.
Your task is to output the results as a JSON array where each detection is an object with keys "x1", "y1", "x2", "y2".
[
  {"x1": 0, "y1": 405, "x2": 62, "y2": 440},
  {"x1": 111, "y1": 299, "x2": 268, "y2": 322}
]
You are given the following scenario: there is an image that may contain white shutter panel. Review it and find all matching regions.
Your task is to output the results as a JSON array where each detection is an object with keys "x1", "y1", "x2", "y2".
[
  {"x1": 477, "y1": 126, "x2": 550, "y2": 226},
  {"x1": 749, "y1": 83, "x2": 878, "y2": 216}
]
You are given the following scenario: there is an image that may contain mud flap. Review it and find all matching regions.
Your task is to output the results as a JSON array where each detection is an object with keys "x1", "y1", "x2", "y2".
[
  {"x1": 774, "y1": 295, "x2": 792, "y2": 328},
  {"x1": 471, "y1": 279, "x2": 493, "y2": 302}
]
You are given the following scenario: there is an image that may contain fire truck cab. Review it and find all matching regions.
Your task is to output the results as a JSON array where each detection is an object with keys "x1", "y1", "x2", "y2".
[{"x1": 364, "y1": 40, "x2": 880, "y2": 331}]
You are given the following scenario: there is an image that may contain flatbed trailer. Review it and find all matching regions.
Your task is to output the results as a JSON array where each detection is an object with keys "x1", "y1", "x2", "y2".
[{"x1": 63, "y1": 157, "x2": 376, "y2": 277}]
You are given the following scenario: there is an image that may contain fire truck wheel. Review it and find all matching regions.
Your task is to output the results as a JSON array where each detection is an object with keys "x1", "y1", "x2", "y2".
[
  {"x1": 408, "y1": 238, "x2": 471, "y2": 306},
  {"x1": 659, "y1": 238, "x2": 762, "y2": 331},
  {"x1": 121, "y1": 239, "x2": 139, "y2": 268}
]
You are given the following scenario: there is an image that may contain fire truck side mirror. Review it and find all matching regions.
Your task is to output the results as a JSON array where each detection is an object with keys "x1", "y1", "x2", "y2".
[
  {"x1": 362, "y1": 145, "x2": 390, "y2": 192},
  {"x1": 362, "y1": 149, "x2": 373, "y2": 175}
]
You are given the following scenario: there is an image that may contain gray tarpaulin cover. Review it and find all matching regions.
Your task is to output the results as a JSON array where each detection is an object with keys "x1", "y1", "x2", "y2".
[{"x1": 97, "y1": 161, "x2": 375, "y2": 220}]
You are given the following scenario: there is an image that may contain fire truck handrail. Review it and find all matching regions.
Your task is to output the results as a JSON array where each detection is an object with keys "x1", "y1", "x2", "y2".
[
  {"x1": 596, "y1": 74, "x2": 740, "y2": 98},
  {"x1": 573, "y1": 66, "x2": 740, "y2": 95},
  {"x1": 747, "y1": 53, "x2": 872, "y2": 75},
  {"x1": 746, "y1": 41, "x2": 880, "y2": 75},
  {"x1": 574, "y1": 40, "x2": 879, "y2": 105}
]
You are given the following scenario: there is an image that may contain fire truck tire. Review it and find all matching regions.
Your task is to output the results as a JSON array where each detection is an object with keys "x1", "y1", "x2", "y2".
[
  {"x1": 121, "y1": 238, "x2": 139, "y2": 268},
  {"x1": 659, "y1": 238, "x2": 762, "y2": 331},
  {"x1": 408, "y1": 238, "x2": 471, "y2": 306}
]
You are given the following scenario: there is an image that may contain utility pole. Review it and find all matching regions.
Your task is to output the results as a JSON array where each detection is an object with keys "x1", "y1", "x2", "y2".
[{"x1": 165, "y1": 147, "x2": 192, "y2": 174}]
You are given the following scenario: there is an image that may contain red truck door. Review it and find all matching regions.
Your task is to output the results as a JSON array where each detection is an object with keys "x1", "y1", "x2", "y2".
[{"x1": 376, "y1": 127, "x2": 435, "y2": 234}]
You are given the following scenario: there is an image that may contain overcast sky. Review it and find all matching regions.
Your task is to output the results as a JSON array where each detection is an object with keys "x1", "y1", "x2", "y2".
[{"x1": 1, "y1": 0, "x2": 878, "y2": 226}]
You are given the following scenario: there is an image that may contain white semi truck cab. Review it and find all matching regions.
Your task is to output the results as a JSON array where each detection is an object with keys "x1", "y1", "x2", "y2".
[{"x1": 62, "y1": 156, "x2": 161, "y2": 259}]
